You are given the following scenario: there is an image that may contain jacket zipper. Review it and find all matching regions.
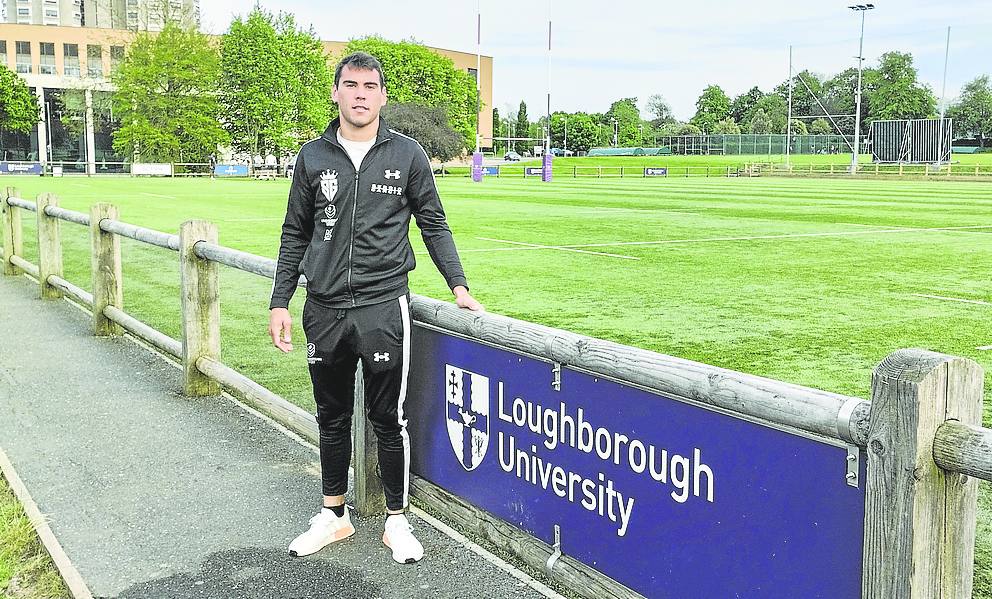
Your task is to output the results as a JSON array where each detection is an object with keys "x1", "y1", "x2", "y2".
[
  {"x1": 344, "y1": 135, "x2": 391, "y2": 308},
  {"x1": 347, "y1": 171, "x2": 358, "y2": 306}
]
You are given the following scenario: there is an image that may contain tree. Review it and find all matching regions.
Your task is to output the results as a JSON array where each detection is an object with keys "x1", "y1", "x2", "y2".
[
  {"x1": 712, "y1": 118, "x2": 741, "y2": 135},
  {"x1": 382, "y1": 102, "x2": 463, "y2": 161},
  {"x1": 112, "y1": 23, "x2": 228, "y2": 162},
  {"x1": 549, "y1": 111, "x2": 598, "y2": 152},
  {"x1": 748, "y1": 108, "x2": 773, "y2": 134},
  {"x1": 220, "y1": 9, "x2": 332, "y2": 159},
  {"x1": 729, "y1": 86, "x2": 763, "y2": 125},
  {"x1": 344, "y1": 37, "x2": 478, "y2": 151},
  {"x1": 492, "y1": 107, "x2": 503, "y2": 153},
  {"x1": 606, "y1": 98, "x2": 641, "y2": 146},
  {"x1": 514, "y1": 100, "x2": 529, "y2": 152},
  {"x1": 677, "y1": 123, "x2": 702, "y2": 136},
  {"x1": 866, "y1": 51, "x2": 936, "y2": 122},
  {"x1": 820, "y1": 67, "x2": 870, "y2": 135},
  {"x1": 690, "y1": 85, "x2": 730, "y2": 133},
  {"x1": 788, "y1": 120, "x2": 808, "y2": 136},
  {"x1": 775, "y1": 70, "x2": 823, "y2": 118},
  {"x1": 947, "y1": 75, "x2": 992, "y2": 142},
  {"x1": 753, "y1": 94, "x2": 787, "y2": 133},
  {"x1": 0, "y1": 65, "x2": 39, "y2": 134},
  {"x1": 809, "y1": 118, "x2": 833, "y2": 135},
  {"x1": 646, "y1": 94, "x2": 675, "y2": 126}
]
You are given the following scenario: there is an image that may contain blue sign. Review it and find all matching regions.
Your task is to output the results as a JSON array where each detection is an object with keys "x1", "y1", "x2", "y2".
[
  {"x1": 407, "y1": 325, "x2": 866, "y2": 598},
  {"x1": 525, "y1": 167, "x2": 544, "y2": 176},
  {"x1": 644, "y1": 167, "x2": 668, "y2": 176},
  {"x1": 215, "y1": 164, "x2": 249, "y2": 177},
  {"x1": 0, "y1": 162, "x2": 43, "y2": 175},
  {"x1": 481, "y1": 166, "x2": 500, "y2": 176}
]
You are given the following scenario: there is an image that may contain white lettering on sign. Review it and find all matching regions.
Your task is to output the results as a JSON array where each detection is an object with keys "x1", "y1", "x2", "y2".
[{"x1": 495, "y1": 384, "x2": 716, "y2": 537}]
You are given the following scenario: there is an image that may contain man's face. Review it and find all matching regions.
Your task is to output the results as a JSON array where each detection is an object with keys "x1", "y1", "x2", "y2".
[{"x1": 332, "y1": 65, "x2": 387, "y2": 129}]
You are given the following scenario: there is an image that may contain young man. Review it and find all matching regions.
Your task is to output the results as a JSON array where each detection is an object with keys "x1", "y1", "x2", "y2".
[{"x1": 268, "y1": 51, "x2": 482, "y2": 564}]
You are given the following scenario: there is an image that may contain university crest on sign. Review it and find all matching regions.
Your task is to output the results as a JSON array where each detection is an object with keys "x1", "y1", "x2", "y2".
[{"x1": 445, "y1": 364, "x2": 490, "y2": 471}]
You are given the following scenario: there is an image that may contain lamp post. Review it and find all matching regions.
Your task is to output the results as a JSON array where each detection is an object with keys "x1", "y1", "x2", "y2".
[
  {"x1": 610, "y1": 117, "x2": 618, "y2": 147},
  {"x1": 848, "y1": 3, "x2": 874, "y2": 173}
]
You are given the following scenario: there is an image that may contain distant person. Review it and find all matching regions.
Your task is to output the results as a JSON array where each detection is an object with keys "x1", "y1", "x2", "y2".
[
  {"x1": 208, "y1": 152, "x2": 217, "y2": 179},
  {"x1": 268, "y1": 51, "x2": 482, "y2": 564}
]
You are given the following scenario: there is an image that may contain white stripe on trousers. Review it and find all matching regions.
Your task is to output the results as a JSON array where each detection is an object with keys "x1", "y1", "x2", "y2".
[{"x1": 397, "y1": 295, "x2": 412, "y2": 508}]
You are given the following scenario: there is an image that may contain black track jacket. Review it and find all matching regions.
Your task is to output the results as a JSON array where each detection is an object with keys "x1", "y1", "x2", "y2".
[{"x1": 270, "y1": 118, "x2": 468, "y2": 310}]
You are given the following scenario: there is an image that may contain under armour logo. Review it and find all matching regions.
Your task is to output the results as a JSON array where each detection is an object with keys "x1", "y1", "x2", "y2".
[
  {"x1": 384, "y1": 169, "x2": 401, "y2": 179},
  {"x1": 373, "y1": 352, "x2": 390, "y2": 362}
]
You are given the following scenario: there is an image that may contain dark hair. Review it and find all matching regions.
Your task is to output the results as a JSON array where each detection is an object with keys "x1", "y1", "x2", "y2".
[{"x1": 334, "y1": 52, "x2": 386, "y2": 89}]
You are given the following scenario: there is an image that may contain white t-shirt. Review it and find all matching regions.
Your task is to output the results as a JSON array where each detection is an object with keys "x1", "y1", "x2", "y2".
[{"x1": 337, "y1": 131, "x2": 376, "y2": 171}]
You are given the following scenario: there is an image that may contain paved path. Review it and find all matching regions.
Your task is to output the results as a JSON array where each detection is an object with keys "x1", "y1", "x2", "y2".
[{"x1": 0, "y1": 274, "x2": 552, "y2": 599}]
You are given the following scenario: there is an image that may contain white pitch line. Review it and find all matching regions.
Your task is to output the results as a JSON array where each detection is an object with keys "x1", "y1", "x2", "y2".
[
  {"x1": 475, "y1": 237, "x2": 640, "y2": 260},
  {"x1": 912, "y1": 294, "x2": 992, "y2": 307},
  {"x1": 977, "y1": 345, "x2": 992, "y2": 351},
  {"x1": 139, "y1": 192, "x2": 175, "y2": 199},
  {"x1": 465, "y1": 224, "x2": 992, "y2": 254}
]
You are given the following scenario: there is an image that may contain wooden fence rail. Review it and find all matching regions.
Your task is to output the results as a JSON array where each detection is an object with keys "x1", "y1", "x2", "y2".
[{"x1": 2, "y1": 185, "x2": 990, "y2": 599}]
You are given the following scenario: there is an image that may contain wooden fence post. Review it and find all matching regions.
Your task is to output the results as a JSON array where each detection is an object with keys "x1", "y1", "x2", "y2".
[
  {"x1": 863, "y1": 349, "x2": 983, "y2": 599},
  {"x1": 36, "y1": 193, "x2": 63, "y2": 300},
  {"x1": 90, "y1": 203, "x2": 122, "y2": 336},
  {"x1": 179, "y1": 220, "x2": 220, "y2": 397},
  {"x1": 2, "y1": 187, "x2": 24, "y2": 276},
  {"x1": 353, "y1": 361, "x2": 385, "y2": 515}
]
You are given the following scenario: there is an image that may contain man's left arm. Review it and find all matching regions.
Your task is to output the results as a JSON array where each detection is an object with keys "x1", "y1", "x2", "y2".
[{"x1": 407, "y1": 148, "x2": 483, "y2": 311}]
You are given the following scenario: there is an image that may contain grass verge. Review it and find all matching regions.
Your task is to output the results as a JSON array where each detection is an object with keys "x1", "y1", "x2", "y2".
[{"x1": 0, "y1": 473, "x2": 69, "y2": 599}]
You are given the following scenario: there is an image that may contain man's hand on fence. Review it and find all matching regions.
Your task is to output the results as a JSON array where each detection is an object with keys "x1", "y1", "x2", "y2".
[
  {"x1": 453, "y1": 286, "x2": 484, "y2": 312},
  {"x1": 269, "y1": 307, "x2": 294, "y2": 352}
]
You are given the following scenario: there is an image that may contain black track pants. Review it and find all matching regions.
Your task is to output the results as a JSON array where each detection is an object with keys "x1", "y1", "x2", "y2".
[{"x1": 302, "y1": 294, "x2": 411, "y2": 511}]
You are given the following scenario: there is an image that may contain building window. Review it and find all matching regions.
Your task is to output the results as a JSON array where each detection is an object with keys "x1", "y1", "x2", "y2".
[
  {"x1": 0, "y1": 41, "x2": 6, "y2": 68},
  {"x1": 17, "y1": 8, "x2": 30, "y2": 16},
  {"x1": 467, "y1": 67, "x2": 478, "y2": 82},
  {"x1": 39, "y1": 42, "x2": 56, "y2": 75},
  {"x1": 87, "y1": 44, "x2": 103, "y2": 78},
  {"x1": 110, "y1": 45, "x2": 124, "y2": 72},
  {"x1": 64, "y1": 43, "x2": 80, "y2": 77},
  {"x1": 45, "y1": 9, "x2": 58, "y2": 18},
  {"x1": 15, "y1": 41, "x2": 32, "y2": 74}
]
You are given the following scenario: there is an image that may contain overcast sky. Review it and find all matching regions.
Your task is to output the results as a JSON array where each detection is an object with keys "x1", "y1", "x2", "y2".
[{"x1": 199, "y1": 1, "x2": 992, "y2": 121}]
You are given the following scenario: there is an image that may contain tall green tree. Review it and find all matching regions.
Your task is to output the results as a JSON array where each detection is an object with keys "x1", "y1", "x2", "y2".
[
  {"x1": 220, "y1": 9, "x2": 332, "y2": 159},
  {"x1": 947, "y1": 75, "x2": 992, "y2": 142},
  {"x1": 514, "y1": 100, "x2": 529, "y2": 152},
  {"x1": 748, "y1": 108, "x2": 773, "y2": 134},
  {"x1": 753, "y1": 94, "x2": 787, "y2": 133},
  {"x1": 549, "y1": 111, "x2": 598, "y2": 153},
  {"x1": 606, "y1": 98, "x2": 640, "y2": 146},
  {"x1": 343, "y1": 37, "x2": 478, "y2": 150},
  {"x1": 866, "y1": 51, "x2": 936, "y2": 122},
  {"x1": 775, "y1": 70, "x2": 823, "y2": 118},
  {"x1": 809, "y1": 118, "x2": 833, "y2": 135},
  {"x1": 712, "y1": 118, "x2": 741, "y2": 134},
  {"x1": 690, "y1": 85, "x2": 730, "y2": 133},
  {"x1": 729, "y1": 86, "x2": 763, "y2": 125},
  {"x1": 0, "y1": 65, "x2": 39, "y2": 134},
  {"x1": 646, "y1": 94, "x2": 675, "y2": 126},
  {"x1": 112, "y1": 23, "x2": 228, "y2": 162}
]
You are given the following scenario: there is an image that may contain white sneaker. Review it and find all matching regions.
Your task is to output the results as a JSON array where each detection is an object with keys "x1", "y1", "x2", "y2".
[
  {"x1": 383, "y1": 514, "x2": 424, "y2": 564},
  {"x1": 288, "y1": 506, "x2": 355, "y2": 557}
]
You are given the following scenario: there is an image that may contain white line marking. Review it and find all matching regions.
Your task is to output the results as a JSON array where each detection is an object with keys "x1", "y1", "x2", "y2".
[
  {"x1": 475, "y1": 237, "x2": 641, "y2": 260},
  {"x1": 572, "y1": 207, "x2": 709, "y2": 215},
  {"x1": 139, "y1": 192, "x2": 175, "y2": 199},
  {"x1": 912, "y1": 294, "x2": 992, "y2": 307},
  {"x1": 466, "y1": 224, "x2": 992, "y2": 254},
  {"x1": 977, "y1": 345, "x2": 992, "y2": 351}
]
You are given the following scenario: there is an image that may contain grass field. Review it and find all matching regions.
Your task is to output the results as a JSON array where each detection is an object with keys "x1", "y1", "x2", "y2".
[
  {"x1": 0, "y1": 474, "x2": 69, "y2": 598},
  {"x1": 2, "y1": 172, "x2": 992, "y2": 595}
]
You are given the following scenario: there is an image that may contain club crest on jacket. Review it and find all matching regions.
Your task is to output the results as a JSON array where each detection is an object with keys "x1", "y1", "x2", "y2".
[{"x1": 320, "y1": 170, "x2": 338, "y2": 201}]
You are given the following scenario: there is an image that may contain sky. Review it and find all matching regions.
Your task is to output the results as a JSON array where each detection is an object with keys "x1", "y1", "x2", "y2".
[{"x1": 199, "y1": 1, "x2": 992, "y2": 122}]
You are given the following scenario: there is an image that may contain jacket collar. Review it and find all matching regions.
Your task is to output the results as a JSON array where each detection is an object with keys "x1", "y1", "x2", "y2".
[{"x1": 322, "y1": 117, "x2": 394, "y2": 147}]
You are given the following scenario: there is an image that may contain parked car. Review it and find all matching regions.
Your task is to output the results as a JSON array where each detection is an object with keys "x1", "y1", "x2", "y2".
[
  {"x1": 550, "y1": 148, "x2": 574, "y2": 157},
  {"x1": 503, "y1": 151, "x2": 522, "y2": 161}
]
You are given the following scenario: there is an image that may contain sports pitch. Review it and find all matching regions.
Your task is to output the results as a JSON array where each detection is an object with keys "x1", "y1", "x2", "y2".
[{"x1": 4, "y1": 172, "x2": 992, "y2": 593}]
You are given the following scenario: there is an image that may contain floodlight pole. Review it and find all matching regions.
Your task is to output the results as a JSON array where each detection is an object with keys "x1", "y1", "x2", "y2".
[
  {"x1": 471, "y1": 0, "x2": 483, "y2": 182},
  {"x1": 786, "y1": 45, "x2": 793, "y2": 168},
  {"x1": 850, "y1": 4, "x2": 873, "y2": 173}
]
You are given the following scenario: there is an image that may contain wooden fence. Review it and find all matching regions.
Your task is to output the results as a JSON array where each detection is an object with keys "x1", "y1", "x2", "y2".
[{"x1": 2, "y1": 185, "x2": 992, "y2": 598}]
